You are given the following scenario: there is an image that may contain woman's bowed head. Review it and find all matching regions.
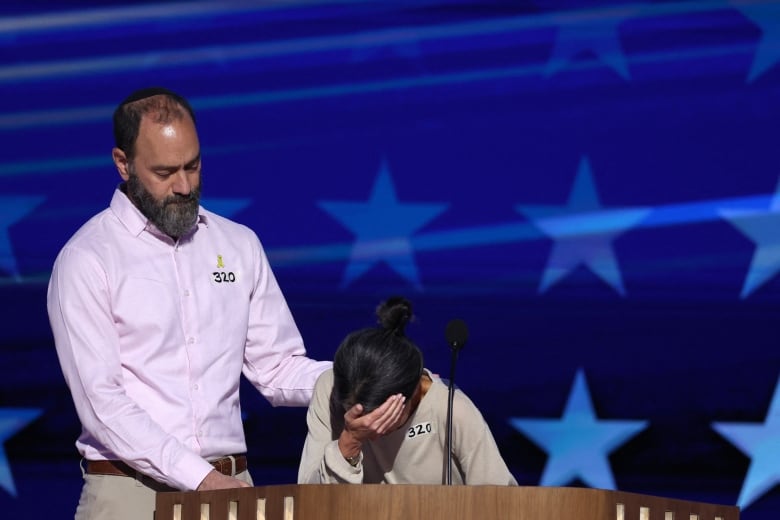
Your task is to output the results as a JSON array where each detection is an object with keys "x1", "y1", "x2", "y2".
[{"x1": 333, "y1": 297, "x2": 433, "y2": 458}]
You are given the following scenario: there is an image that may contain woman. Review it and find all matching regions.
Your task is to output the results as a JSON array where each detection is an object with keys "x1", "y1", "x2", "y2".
[{"x1": 297, "y1": 297, "x2": 517, "y2": 485}]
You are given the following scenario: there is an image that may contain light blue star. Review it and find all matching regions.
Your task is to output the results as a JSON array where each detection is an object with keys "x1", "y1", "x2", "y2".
[
  {"x1": 720, "y1": 176, "x2": 780, "y2": 298},
  {"x1": 318, "y1": 160, "x2": 448, "y2": 289},
  {"x1": 0, "y1": 196, "x2": 45, "y2": 279},
  {"x1": 712, "y1": 373, "x2": 780, "y2": 510},
  {"x1": 731, "y1": 0, "x2": 780, "y2": 82},
  {"x1": 509, "y1": 368, "x2": 648, "y2": 490},
  {"x1": 545, "y1": 8, "x2": 631, "y2": 80},
  {"x1": 201, "y1": 198, "x2": 253, "y2": 219},
  {"x1": 0, "y1": 408, "x2": 43, "y2": 496},
  {"x1": 516, "y1": 156, "x2": 650, "y2": 296}
]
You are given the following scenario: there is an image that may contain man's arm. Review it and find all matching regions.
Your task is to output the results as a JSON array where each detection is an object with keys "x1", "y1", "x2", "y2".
[
  {"x1": 47, "y1": 245, "x2": 214, "y2": 490},
  {"x1": 241, "y1": 234, "x2": 331, "y2": 406}
]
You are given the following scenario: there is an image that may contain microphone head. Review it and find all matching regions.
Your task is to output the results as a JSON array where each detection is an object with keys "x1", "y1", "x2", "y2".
[{"x1": 445, "y1": 319, "x2": 469, "y2": 350}]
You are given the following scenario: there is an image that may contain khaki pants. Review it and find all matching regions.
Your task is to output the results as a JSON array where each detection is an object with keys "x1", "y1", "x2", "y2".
[{"x1": 73, "y1": 464, "x2": 253, "y2": 520}]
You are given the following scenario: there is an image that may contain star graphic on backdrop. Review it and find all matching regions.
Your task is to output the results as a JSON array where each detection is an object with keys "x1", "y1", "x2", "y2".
[
  {"x1": 713, "y1": 373, "x2": 780, "y2": 510},
  {"x1": 201, "y1": 198, "x2": 253, "y2": 219},
  {"x1": 0, "y1": 408, "x2": 43, "y2": 496},
  {"x1": 515, "y1": 156, "x2": 650, "y2": 296},
  {"x1": 0, "y1": 196, "x2": 45, "y2": 279},
  {"x1": 318, "y1": 160, "x2": 448, "y2": 289},
  {"x1": 545, "y1": 9, "x2": 631, "y2": 80},
  {"x1": 509, "y1": 368, "x2": 648, "y2": 490},
  {"x1": 720, "y1": 175, "x2": 780, "y2": 298},
  {"x1": 731, "y1": 0, "x2": 780, "y2": 82}
]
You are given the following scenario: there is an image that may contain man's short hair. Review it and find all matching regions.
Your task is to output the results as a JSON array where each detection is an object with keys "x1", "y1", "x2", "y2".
[{"x1": 113, "y1": 87, "x2": 196, "y2": 160}]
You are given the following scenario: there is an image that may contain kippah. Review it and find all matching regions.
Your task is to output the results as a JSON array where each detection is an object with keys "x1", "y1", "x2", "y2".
[{"x1": 119, "y1": 87, "x2": 180, "y2": 106}]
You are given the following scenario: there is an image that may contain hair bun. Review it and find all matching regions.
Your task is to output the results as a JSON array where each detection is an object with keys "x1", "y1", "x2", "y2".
[{"x1": 376, "y1": 296, "x2": 413, "y2": 335}]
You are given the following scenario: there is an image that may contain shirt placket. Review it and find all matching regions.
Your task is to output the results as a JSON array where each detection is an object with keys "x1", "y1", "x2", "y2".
[{"x1": 174, "y1": 240, "x2": 205, "y2": 451}]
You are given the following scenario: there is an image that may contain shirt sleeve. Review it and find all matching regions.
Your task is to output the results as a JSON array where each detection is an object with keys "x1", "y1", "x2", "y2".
[
  {"x1": 297, "y1": 370, "x2": 363, "y2": 484},
  {"x1": 241, "y1": 233, "x2": 331, "y2": 407},
  {"x1": 452, "y1": 389, "x2": 518, "y2": 486},
  {"x1": 47, "y1": 245, "x2": 214, "y2": 491}
]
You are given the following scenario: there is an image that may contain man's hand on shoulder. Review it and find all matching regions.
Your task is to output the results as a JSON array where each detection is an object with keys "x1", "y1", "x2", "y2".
[{"x1": 196, "y1": 469, "x2": 252, "y2": 491}]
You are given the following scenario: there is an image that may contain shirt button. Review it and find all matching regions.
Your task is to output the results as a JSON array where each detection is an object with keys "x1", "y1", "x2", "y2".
[
  {"x1": 193, "y1": 384, "x2": 199, "y2": 390},
  {"x1": 183, "y1": 290, "x2": 190, "y2": 297},
  {"x1": 187, "y1": 337, "x2": 195, "y2": 344}
]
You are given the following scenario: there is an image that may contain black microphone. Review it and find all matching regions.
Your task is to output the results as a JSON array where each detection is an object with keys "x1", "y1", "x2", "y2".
[
  {"x1": 444, "y1": 318, "x2": 468, "y2": 485},
  {"x1": 446, "y1": 319, "x2": 469, "y2": 351}
]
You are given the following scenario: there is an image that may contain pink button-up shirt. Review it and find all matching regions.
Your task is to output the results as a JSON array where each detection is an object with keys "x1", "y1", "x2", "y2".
[{"x1": 47, "y1": 189, "x2": 331, "y2": 491}]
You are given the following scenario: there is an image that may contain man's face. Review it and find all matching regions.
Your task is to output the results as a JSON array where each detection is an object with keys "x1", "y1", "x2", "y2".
[
  {"x1": 116, "y1": 111, "x2": 202, "y2": 238},
  {"x1": 126, "y1": 163, "x2": 201, "y2": 239}
]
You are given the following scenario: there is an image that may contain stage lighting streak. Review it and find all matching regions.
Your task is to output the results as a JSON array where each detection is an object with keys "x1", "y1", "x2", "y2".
[
  {"x1": 0, "y1": 37, "x2": 757, "y2": 133},
  {"x1": 264, "y1": 193, "x2": 776, "y2": 267},
  {"x1": 0, "y1": 105, "x2": 112, "y2": 131},
  {"x1": 267, "y1": 242, "x2": 354, "y2": 265},
  {"x1": 0, "y1": 156, "x2": 106, "y2": 177},
  {"x1": 0, "y1": 28, "x2": 536, "y2": 84},
  {"x1": 644, "y1": 195, "x2": 773, "y2": 227},
  {"x1": 0, "y1": 143, "x2": 270, "y2": 176},
  {"x1": 530, "y1": 209, "x2": 652, "y2": 238},
  {"x1": 0, "y1": 0, "x2": 759, "y2": 84},
  {"x1": 0, "y1": 0, "x2": 749, "y2": 36},
  {"x1": 0, "y1": 0, "x2": 361, "y2": 34}
]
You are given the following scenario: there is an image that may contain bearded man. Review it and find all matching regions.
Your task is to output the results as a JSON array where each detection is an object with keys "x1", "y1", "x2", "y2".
[{"x1": 47, "y1": 87, "x2": 330, "y2": 520}]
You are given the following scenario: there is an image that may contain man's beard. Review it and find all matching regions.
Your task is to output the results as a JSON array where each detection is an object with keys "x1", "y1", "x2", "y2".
[{"x1": 126, "y1": 171, "x2": 201, "y2": 239}]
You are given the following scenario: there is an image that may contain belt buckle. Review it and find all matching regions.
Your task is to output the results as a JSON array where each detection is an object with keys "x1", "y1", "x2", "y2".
[{"x1": 214, "y1": 455, "x2": 236, "y2": 476}]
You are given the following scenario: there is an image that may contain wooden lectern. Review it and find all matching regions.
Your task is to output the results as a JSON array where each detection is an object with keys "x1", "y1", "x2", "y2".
[{"x1": 155, "y1": 484, "x2": 739, "y2": 520}]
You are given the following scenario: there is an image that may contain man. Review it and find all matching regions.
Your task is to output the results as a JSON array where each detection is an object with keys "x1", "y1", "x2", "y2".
[{"x1": 47, "y1": 87, "x2": 331, "y2": 519}]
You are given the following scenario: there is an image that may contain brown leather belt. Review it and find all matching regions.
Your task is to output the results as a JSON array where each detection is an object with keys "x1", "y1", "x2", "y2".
[{"x1": 86, "y1": 454, "x2": 247, "y2": 479}]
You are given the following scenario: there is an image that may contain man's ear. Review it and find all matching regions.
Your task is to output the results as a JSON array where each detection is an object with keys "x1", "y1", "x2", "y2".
[{"x1": 112, "y1": 147, "x2": 130, "y2": 181}]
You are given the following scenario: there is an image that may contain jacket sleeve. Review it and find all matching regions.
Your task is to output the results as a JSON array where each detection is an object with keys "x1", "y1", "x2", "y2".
[
  {"x1": 452, "y1": 389, "x2": 518, "y2": 486},
  {"x1": 297, "y1": 369, "x2": 364, "y2": 484}
]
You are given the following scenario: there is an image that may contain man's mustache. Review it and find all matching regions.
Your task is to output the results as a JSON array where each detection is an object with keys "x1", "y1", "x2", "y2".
[{"x1": 163, "y1": 194, "x2": 198, "y2": 206}]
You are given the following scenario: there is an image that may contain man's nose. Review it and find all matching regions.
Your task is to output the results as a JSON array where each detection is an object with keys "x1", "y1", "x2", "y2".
[{"x1": 171, "y1": 170, "x2": 192, "y2": 195}]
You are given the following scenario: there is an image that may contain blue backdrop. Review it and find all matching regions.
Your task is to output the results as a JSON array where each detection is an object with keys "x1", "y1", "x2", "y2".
[{"x1": 2, "y1": 0, "x2": 780, "y2": 518}]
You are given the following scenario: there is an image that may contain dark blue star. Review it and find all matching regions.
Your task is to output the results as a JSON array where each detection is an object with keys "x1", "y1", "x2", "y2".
[
  {"x1": 318, "y1": 160, "x2": 448, "y2": 289},
  {"x1": 0, "y1": 196, "x2": 45, "y2": 279},
  {"x1": 545, "y1": 7, "x2": 631, "y2": 80},
  {"x1": 731, "y1": 0, "x2": 780, "y2": 82},
  {"x1": 0, "y1": 408, "x2": 43, "y2": 496}
]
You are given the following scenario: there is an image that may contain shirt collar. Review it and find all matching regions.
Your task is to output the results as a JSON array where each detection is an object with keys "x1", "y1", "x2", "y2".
[{"x1": 110, "y1": 185, "x2": 208, "y2": 239}]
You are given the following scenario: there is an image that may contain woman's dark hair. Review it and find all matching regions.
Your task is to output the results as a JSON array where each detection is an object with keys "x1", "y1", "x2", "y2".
[
  {"x1": 112, "y1": 87, "x2": 196, "y2": 161},
  {"x1": 332, "y1": 296, "x2": 424, "y2": 413}
]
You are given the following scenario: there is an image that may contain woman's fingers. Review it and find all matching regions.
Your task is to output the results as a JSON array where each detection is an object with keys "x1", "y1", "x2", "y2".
[
  {"x1": 370, "y1": 394, "x2": 406, "y2": 436},
  {"x1": 344, "y1": 393, "x2": 408, "y2": 440}
]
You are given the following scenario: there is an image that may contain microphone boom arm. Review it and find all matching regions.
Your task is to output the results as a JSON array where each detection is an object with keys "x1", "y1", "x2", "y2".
[{"x1": 444, "y1": 319, "x2": 468, "y2": 486}]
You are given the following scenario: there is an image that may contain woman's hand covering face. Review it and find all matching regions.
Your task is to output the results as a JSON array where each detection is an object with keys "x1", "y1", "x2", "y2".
[{"x1": 343, "y1": 393, "x2": 407, "y2": 442}]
